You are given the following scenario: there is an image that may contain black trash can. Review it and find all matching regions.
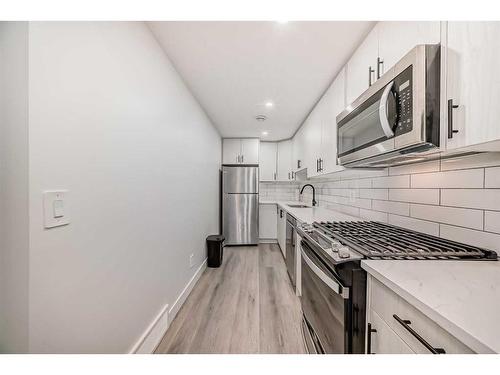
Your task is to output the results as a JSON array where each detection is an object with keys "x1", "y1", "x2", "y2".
[{"x1": 207, "y1": 235, "x2": 224, "y2": 268}]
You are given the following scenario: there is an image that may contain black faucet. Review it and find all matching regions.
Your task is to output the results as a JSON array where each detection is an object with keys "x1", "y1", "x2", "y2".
[{"x1": 300, "y1": 184, "x2": 317, "y2": 207}]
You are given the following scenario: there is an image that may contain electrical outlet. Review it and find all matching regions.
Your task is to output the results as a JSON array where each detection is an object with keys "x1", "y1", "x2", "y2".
[{"x1": 189, "y1": 253, "x2": 194, "y2": 268}]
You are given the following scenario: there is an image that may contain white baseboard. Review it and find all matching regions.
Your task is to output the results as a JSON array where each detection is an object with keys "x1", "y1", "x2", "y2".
[
  {"x1": 130, "y1": 302, "x2": 170, "y2": 354},
  {"x1": 168, "y1": 258, "x2": 207, "y2": 324},
  {"x1": 129, "y1": 258, "x2": 207, "y2": 354},
  {"x1": 259, "y1": 239, "x2": 278, "y2": 244}
]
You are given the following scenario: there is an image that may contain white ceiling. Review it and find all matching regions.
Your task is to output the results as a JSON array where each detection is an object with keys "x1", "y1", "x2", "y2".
[{"x1": 148, "y1": 21, "x2": 375, "y2": 141}]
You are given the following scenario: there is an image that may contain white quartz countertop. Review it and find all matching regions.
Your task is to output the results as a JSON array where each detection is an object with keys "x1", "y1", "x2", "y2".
[
  {"x1": 362, "y1": 260, "x2": 500, "y2": 353},
  {"x1": 259, "y1": 200, "x2": 360, "y2": 223}
]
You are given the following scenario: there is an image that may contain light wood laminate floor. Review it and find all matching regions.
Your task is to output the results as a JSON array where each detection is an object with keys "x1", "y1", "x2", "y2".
[{"x1": 155, "y1": 243, "x2": 306, "y2": 354}]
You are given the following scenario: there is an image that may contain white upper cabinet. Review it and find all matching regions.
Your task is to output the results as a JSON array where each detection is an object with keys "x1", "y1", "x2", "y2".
[
  {"x1": 445, "y1": 22, "x2": 500, "y2": 151},
  {"x1": 346, "y1": 22, "x2": 441, "y2": 106},
  {"x1": 222, "y1": 139, "x2": 243, "y2": 164},
  {"x1": 222, "y1": 138, "x2": 260, "y2": 164},
  {"x1": 277, "y1": 139, "x2": 294, "y2": 181},
  {"x1": 346, "y1": 24, "x2": 379, "y2": 105},
  {"x1": 293, "y1": 126, "x2": 306, "y2": 171},
  {"x1": 259, "y1": 142, "x2": 277, "y2": 181},
  {"x1": 302, "y1": 106, "x2": 323, "y2": 177},
  {"x1": 377, "y1": 22, "x2": 441, "y2": 77},
  {"x1": 240, "y1": 138, "x2": 260, "y2": 164},
  {"x1": 319, "y1": 67, "x2": 346, "y2": 175}
]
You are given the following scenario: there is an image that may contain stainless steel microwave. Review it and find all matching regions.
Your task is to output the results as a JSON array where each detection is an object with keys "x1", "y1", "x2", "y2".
[{"x1": 336, "y1": 44, "x2": 441, "y2": 168}]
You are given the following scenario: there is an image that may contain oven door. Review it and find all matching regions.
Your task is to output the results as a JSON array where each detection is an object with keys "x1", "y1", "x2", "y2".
[
  {"x1": 337, "y1": 80, "x2": 398, "y2": 166},
  {"x1": 300, "y1": 240, "x2": 350, "y2": 354}
]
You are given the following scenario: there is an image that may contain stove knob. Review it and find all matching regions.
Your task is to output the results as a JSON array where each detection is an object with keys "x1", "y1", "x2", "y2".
[{"x1": 338, "y1": 247, "x2": 351, "y2": 259}]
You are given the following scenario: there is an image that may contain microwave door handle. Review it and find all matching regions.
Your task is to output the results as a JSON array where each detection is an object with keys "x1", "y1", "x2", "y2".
[
  {"x1": 301, "y1": 248, "x2": 349, "y2": 299},
  {"x1": 379, "y1": 81, "x2": 395, "y2": 138}
]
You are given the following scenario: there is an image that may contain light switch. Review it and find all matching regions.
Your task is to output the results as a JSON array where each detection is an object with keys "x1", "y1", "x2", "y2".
[
  {"x1": 53, "y1": 200, "x2": 64, "y2": 218},
  {"x1": 43, "y1": 191, "x2": 70, "y2": 229}
]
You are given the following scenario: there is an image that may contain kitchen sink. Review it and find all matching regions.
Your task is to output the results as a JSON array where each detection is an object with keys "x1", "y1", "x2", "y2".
[{"x1": 287, "y1": 204, "x2": 310, "y2": 208}]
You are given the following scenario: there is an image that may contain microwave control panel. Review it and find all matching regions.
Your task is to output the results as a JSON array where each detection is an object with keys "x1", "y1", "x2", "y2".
[{"x1": 393, "y1": 65, "x2": 413, "y2": 136}]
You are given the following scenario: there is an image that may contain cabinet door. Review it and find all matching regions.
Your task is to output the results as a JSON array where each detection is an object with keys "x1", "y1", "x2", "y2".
[
  {"x1": 368, "y1": 310, "x2": 414, "y2": 354},
  {"x1": 378, "y1": 21, "x2": 440, "y2": 76},
  {"x1": 259, "y1": 142, "x2": 277, "y2": 181},
  {"x1": 277, "y1": 207, "x2": 286, "y2": 255},
  {"x1": 277, "y1": 139, "x2": 293, "y2": 181},
  {"x1": 293, "y1": 126, "x2": 305, "y2": 171},
  {"x1": 446, "y1": 22, "x2": 500, "y2": 150},
  {"x1": 259, "y1": 204, "x2": 277, "y2": 240},
  {"x1": 303, "y1": 107, "x2": 322, "y2": 177},
  {"x1": 222, "y1": 139, "x2": 241, "y2": 164},
  {"x1": 241, "y1": 138, "x2": 260, "y2": 164},
  {"x1": 346, "y1": 24, "x2": 379, "y2": 105},
  {"x1": 320, "y1": 68, "x2": 346, "y2": 175}
]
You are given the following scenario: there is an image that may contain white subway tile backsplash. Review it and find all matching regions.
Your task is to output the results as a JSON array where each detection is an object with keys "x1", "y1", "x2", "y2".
[
  {"x1": 389, "y1": 159, "x2": 440, "y2": 176},
  {"x1": 441, "y1": 189, "x2": 500, "y2": 210},
  {"x1": 440, "y1": 224, "x2": 500, "y2": 252},
  {"x1": 485, "y1": 167, "x2": 500, "y2": 188},
  {"x1": 359, "y1": 188, "x2": 389, "y2": 200},
  {"x1": 372, "y1": 200, "x2": 410, "y2": 216},
  {"x1": 388, "y1": 214, "x2": 440, "y2": 236},
  {"x1": 372, "y1": 175, "x2": 410, "y2": 188},
  {"x1": 359, "y1": 209, "x2": 388, "y2": 222},
  {"x1": 410, "y1": 204, "x2": 483, "y2": 230},
  {"x1": 389, "y1": 189, "x2": 439, "y2": 205},
  {"x1": 411, "y1": 169, "x2": 484, "y2": 188},
  {"x1": 484, "y1": 211, "x2": 500, "y2": 234},
  {"x1": 263, "y1": 152, "x2": 498, "y2": 247}
]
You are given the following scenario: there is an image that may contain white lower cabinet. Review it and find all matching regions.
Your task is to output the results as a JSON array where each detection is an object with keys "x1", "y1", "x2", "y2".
[
  {"x1": 369, "y1": 310, "x2": 414, "y2": 354},
  {"x1": 277, "y1": 206, "x2": 286, "y2": 256},
  {"x1": 366, "y1": 275, "x2": 474, "y2": 354},
  {"x1": 259, "y1": 204, "x2": 277, "y2": 240}
]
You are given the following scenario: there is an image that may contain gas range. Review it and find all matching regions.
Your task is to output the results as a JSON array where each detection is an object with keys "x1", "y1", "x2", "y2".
[
  {"x1": 298, "y1": 220, "x2": 497, "y2": 355},
  {"x1": 298, "y1": 220, "x2": 497, "y2": 264}
]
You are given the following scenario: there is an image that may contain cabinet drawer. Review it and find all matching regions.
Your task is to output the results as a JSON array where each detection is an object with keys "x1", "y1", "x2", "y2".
[
  {"x1": 370, "y1": 276, "x2": 474, "y2": 354},
  {"x1": 369, "y1": 310, "x2": 414, "y2": 354}
]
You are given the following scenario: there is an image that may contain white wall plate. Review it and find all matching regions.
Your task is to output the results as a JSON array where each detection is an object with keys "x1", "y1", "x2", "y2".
[{"x1": 43, "y1": 190, "x2": 70, "y2": 229}]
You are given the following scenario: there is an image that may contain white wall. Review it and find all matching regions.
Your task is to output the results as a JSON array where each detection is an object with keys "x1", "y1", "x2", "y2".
[
  {"x1": 26, "y1": 22, "x2": 221, "y2": 353},
  {"x1": 0, "y1": 22, "x2": 30, "y2": 353}
]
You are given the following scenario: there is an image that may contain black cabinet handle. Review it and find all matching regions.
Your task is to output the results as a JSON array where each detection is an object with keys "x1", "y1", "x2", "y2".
[
  {"x1": 288, "y1": 172, "x2": 290, "y2": 180},
  {"x1": 393, "y1": 314, "x2": 446, "y2": 354},
  {"x1": 367, "y1": 323, "x2": 377, "y2": 354},
  {"x1": 316, "y1": 159, "x2": 319, "y2": 172},
  {"x1": 292, "y1": 171, "x2": 295, "y2": 180},
  {"x1": 297, "y1": 160, "x2": 301, "y2": 169},
  {"x1": 447, "y1": 99, "x2": 459, "y2": 139},
  {"x1": 377, "y1": 57, "x2": 384, "y2": 79},
  {"x1": 319, "y1": 158, "x2": 323, "y2": 172},
  {"x1": 368, "y1": 66, "x2": 375, "y2": 86}
]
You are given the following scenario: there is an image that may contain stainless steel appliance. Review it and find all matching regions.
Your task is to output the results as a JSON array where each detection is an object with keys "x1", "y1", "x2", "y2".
[
  {"x1": 298, "y1": 221, "x2": 497, "y2": 354},
  {"x1": 222, "y1": 165, "x2": 259, "y2": 245},
  {"x1": 336, "y1": 44, "x2": 441, "y2": 168},
  {"x1": 285, "y1": 213, "x2": 296, "y2": 287}
]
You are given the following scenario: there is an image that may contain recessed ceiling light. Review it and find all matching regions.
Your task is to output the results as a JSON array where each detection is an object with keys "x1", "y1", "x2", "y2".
[
  {"x1": 262, "y1": 131, "x2": 269, "y2": 136},
  {"x1": 265, "y1": 101, "x2": 274, "y2": 108}
]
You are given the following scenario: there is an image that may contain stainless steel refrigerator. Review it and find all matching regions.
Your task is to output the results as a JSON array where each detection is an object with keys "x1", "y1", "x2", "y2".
[{"x1": 222, "y1": 165, "x2": 259, "y2": 245}]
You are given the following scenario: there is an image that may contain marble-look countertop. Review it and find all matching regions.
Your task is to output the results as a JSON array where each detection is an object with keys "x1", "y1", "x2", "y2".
[
  {"x1": 259, "y1": 199, "x2": 360, "y2": 223},
  {"x1": 362, "y1": 260, "x2": 500, "y2": 353}
]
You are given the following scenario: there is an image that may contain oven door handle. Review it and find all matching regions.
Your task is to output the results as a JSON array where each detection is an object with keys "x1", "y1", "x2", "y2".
[
  {"x1": 379, "y1": 80, "x2": 395, "y2": 139},
  {"x1": 301, "y1": 249, "x2": 349, "y2": 299}
]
